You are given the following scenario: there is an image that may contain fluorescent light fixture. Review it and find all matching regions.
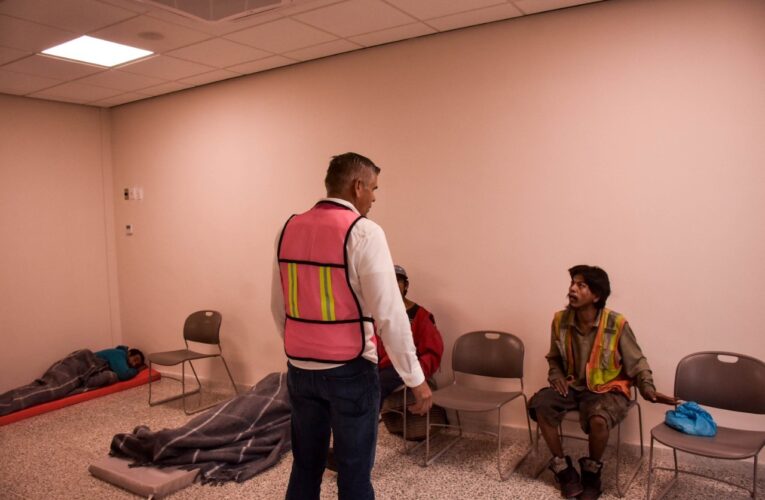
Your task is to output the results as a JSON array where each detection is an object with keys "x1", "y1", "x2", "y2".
[{"x1": 42, "y1": 36, "x2": 152, "y2": 67}]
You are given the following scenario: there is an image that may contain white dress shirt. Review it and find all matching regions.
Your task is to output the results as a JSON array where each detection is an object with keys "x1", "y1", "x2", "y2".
[{"x1": 271, "y1": 198, "x2": 425, "y2": 388}]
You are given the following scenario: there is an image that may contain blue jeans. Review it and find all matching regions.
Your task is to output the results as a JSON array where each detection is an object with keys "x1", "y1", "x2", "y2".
[
  {"x1": 286, "y1": 357, "x2": 380, "y2": 500},
  {"x1": 378, "y1": 365, "x2": 404, "y2": 407}
]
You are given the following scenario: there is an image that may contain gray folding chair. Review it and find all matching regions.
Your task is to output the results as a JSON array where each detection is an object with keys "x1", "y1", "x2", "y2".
[
  {"x1": 424, "y1": 330, "x2": 533, "y2": 480},
  {"x1": 646, "y1": 351, "x2": 765, "y2": 499},
  {"x1": 148, "y1": 310, "x2": 238, "y2": 414},
  {"x1": 534, "y1": 386, "x2": 644, "y2": 497}
]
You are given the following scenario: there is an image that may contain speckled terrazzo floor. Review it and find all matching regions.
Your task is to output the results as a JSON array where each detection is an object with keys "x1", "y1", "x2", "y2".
[{"x1": 0, "y1": 378, "x2": 762, "y2": 499}]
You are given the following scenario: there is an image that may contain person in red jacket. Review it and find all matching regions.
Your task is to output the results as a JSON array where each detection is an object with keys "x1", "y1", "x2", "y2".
[{"x1": 377, "y1": 265, "x2": 444, "y2": 405}]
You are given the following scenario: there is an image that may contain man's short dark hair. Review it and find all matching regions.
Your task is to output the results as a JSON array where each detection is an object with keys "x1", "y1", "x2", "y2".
[
  {"x1": 568, "y1": 265, "x2": 611, "y2": 309},
  {"x1": 324, "y1": 152, "x2": 380, "y2": 195},
  {"x1": 128, "y1": 348, "x2": 145, "y2": 366}
]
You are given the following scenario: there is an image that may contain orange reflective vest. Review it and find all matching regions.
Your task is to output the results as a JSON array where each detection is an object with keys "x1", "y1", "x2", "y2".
[
  {"x1": 553, "y1": 308, "x2": 632, "y2": 398},
  {"x1": 278, "y1": 201, "x2": 370, "y2": 363}
]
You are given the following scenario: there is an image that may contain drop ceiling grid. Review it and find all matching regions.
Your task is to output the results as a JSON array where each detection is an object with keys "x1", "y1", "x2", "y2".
[{"x1": 0, "y1": 0, "x2": 604, "y2": 107}]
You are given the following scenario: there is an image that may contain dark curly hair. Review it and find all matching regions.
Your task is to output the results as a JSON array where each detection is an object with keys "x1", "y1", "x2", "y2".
[{"x1": 569, "y1": 265, "x2": 610, "y2": 309}]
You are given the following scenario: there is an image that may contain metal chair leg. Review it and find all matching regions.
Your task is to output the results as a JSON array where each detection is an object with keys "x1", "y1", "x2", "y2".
[
  {"x1": 496, "y1": 409, "x2": 503, "y2": 480},
  {"x1": 148, "y1": 357, "x2": 236, "y2": 415},
  {"x1": 148, "y1": 361, "x2": 202, "y2": 408},
  {"x1": 402, "y1": 388, "x2": 407, "y2": 453},
  {"x1": 753, "y1": 454, "x2": 758, "y2": 500},
  {"x1": 219, "y1": 356, "x2": 239, "y2": 394},
  {"x1": 615, "y1": 405, "x2": 644, "y2": 497},
  {"x1": 646, "y1": 436, "x2": 655, "y2": 500}
]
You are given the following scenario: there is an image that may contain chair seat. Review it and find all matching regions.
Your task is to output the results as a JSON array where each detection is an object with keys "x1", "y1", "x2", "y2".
[
  {"x1": 148, "y1": 349, "x2": 217, "y2": 366},
  {"x1": 651, "y1": 423, "x2": 765, "y2": 460},
  {"x1": 432, "y1": 384, "x2": 522, "y2": 412}
]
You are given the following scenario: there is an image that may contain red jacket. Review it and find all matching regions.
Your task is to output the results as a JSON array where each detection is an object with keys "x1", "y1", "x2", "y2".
[{"x1": 377, "y1": 304, "x2": 444, "y2": 379}]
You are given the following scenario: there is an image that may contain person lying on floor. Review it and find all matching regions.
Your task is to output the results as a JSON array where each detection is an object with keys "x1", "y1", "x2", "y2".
[
  {"x1": 95, "y1": 345, "x2": 145, "y2": 381},
  {"x1": 109, "y1": 372, "x2": 291, "y2": 485},
  {"x1": 0, "y1": 346, "x2": 146, "y2": 416}
]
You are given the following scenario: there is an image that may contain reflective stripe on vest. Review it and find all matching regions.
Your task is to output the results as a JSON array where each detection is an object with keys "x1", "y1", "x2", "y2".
[
  {"x1": 277, "y1": 201, "x2": 368, "y2": 363},
  {"x1": 554, "y1": 308, "x2": 631, "y2": 398}
]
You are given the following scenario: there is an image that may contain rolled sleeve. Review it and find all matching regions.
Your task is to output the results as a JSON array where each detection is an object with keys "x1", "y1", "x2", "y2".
[
  {"x1": 619, "y1": 322, "x2": 656, "y2": 395},
  {"x1": 545, "y1": 320, "x2": 566, "y2": 382}
]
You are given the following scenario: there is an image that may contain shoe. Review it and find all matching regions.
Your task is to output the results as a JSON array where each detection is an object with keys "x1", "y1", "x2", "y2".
[
  {"x1": 578, "y1": 457, "x2": 603, "y2": 500},
  {"x1": 325, "y1": 447, "x2": 337, "y2": 472},
  {"x1": 548, "y1": 455, "x2": 583, "y2": 498}
]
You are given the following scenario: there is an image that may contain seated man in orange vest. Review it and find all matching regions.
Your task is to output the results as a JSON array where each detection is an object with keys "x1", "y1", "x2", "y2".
[
  {"x1": 377, "y1": 264, "x2": 444, "y2": 405},
  {"x1": 528, "y1": 265, "x2": 677, "y2": 500}
]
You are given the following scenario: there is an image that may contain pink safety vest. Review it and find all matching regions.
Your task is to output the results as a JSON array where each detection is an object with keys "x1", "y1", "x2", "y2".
[{"x1": 277, "y1": 201, "x2": 370, "y2": 363}]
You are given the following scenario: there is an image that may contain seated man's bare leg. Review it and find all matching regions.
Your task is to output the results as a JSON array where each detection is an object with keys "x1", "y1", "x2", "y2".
[
  {"x1": 587, "y1": 415, "x2": 609, "y2": 462},
  {"x1": 537, "y1": 414, "x2": 564, "y2": 457}
]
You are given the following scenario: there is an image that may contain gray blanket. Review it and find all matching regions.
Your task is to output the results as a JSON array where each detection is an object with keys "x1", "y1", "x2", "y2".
[
  {"x1": 0, "y1": 349, "x2": 116, "y2": 416},
  {"x1": 110, "y1": 372, "x2": 291, "y2": 485}
]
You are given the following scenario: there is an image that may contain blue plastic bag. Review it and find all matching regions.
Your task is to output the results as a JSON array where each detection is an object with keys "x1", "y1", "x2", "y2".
[{"x1": 665, "y1": 401, "x2": 717, "y2": 437}]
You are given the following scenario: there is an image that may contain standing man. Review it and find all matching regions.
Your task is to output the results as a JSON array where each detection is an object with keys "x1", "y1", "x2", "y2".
[
  {"x1": 272, "y1": 152, "x2": 432, "y2": 500},
  {"x1": 528, "y1": 265, "x2": 677, "y2": 500}
]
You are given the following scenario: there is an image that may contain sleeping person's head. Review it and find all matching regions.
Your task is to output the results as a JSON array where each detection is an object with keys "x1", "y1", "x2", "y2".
[{"x1": 127, "y1": 348, "x2": 145, "y2": 369}]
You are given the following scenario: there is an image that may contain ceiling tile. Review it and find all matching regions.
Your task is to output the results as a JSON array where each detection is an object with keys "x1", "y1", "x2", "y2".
[
  {"x1": 0, "y1": 0, "x2": 609, "y2": 107},
  {"x1": 120, "y1": 55, "x2": 216, "y2": 80},
  {"x1": 224, "y1": 18, "x2": 336, "y2": 53},
  {"x1": 168, "y1": 38, "x2": 272, "y2": 68},
  {"x1": 227, "y1": 55, "x2": 296, "y2": 74},
  {"x1": 139, "y1": 81, "x2": 192, "y2": 96},
  {"x1": 278, "y1": 0, "x2": 347, "y2": 17},
  {"x1": 294, "y1": 0, "x2": 414, "y2": 38},
  {"x1": 96, "y1": 0, "x2": 150, "y2": 14},
  {"x1": 284, "y1": 39, "x2": 360, "y2": 61},
  {"x1": 0, "y1": 0, "x2": 137, "y2": 34},
  {"x1": 2, "y1": 54, "x2": 103, "y2": 80},
  {"x1": 90, "y1": 14, "x2": 211, "y2": 53},
  {"x1": 91, "y1": 92, "x2": 150, "y2": 107},
  {"x1": 349, "y1": 22, "x2": 436, "y2": 47},
  {"x1": 145, "y1": 6, "x2": 285, "y2": 36},
  {"x1": 0, "y1": 68, "x2": 61, "y2": 94},
  {"x1": 385, "y1": 0, "x2": 506, "y2": 20},
  {"x1": 0, "y1": 14, "x2": 75, "y2": 52},
  {"x1": 76, "y1": 69, "x2": 166, "y2": 92},
  {"x1": 428, "y1": 3, "x2": 523, "y2": 32},
  {"x1": 0, "y1": 45, "x2": 31, "y2": 65},
  {"x1": 512, "y1": 0, "x2": 602, "y2": 15},
  {"x1": 30, "y1": 81, "x2": 124, "y2": 102},
  {"x1": 179, "y1": 68, "x2": 240, "y2": 86}
]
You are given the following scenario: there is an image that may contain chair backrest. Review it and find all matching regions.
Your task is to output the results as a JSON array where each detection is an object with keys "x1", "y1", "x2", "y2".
[
  {"x1": 674, "y1": 351, "x2": 765, "y2": 414},
  {"x1": 452, "y1": 331, "x2": 524, "y2": 379},
  {"x1": 183, "y1": 310, "x2": 222, "y2": 345}
]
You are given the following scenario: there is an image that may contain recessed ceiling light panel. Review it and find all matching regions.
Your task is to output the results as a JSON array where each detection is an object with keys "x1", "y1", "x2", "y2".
[{"x1": 42, "y1": 36, "x2": 153, "y2": 67}]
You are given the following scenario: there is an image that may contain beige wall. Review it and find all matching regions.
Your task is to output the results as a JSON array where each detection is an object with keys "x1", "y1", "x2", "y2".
[
  {"x1": 109, "y1": 0, "x2": 765, "y2": 438},
  {"x1": 2, "y1": 0, "x2": 764, "y2": 441},
  {"x1": 0, "y1": 94, "x2": 120, "y2": 392}
]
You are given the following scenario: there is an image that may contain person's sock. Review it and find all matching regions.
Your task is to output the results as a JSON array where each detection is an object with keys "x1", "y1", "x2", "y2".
[{"x1": 549, "y1": 455, "x2": 569, "y2": 473}]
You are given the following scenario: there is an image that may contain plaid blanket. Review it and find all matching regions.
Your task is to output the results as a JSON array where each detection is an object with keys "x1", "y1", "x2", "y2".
[
  {"x1": 110, "y1": 372, "x2": 291, "y2": 485},
  {"x1": 0, "y1": 349, "x2": 115, "y2": 416}
]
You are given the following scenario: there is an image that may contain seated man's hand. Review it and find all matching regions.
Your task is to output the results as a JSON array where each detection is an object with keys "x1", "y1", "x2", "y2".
[
  {"x1": 550, "y1": 377, "x2": 570, "y2": 397},
  {"x1": 407, "y1": 380, "x2": 433, "y2": 416},
  {"x1": 643, "y1": 387, "x2": 679, "y2": 405}
]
